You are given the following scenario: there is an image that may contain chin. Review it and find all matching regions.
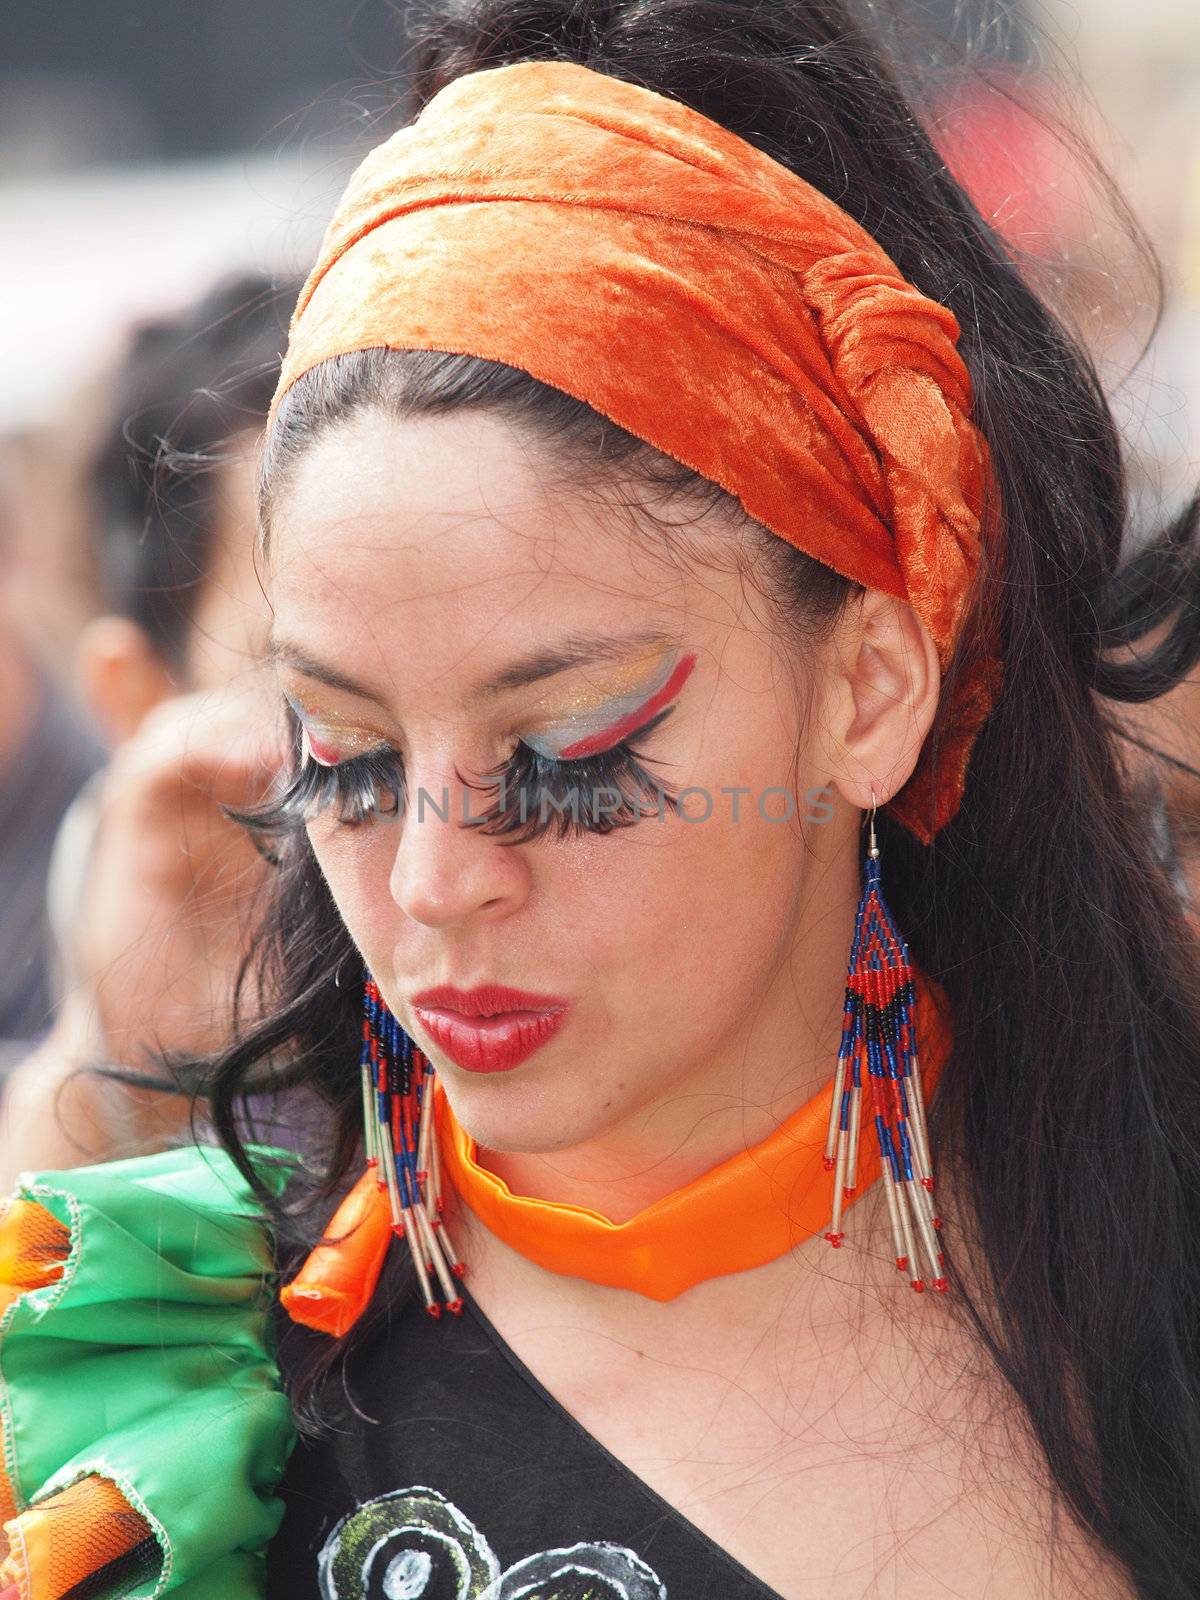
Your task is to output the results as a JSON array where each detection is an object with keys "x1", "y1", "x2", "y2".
[{"x1": 439, "y1": 1068, "x2": 619, "y2": 1157}]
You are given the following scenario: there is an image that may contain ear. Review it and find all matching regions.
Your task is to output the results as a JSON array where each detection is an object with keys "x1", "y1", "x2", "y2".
[
  {"x1": 75, "y1": 615, "x2": 178, "y2": 745},
  {"x1": 817, "y1": 589, "x2": 941, "y2": 811}
]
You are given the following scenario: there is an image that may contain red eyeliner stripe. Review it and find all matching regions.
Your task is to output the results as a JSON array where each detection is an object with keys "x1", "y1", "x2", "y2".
[
  {"x1": 558, "y1": 652, "x2": 697, "y2": 760},
  {"x1": 307, "y1": 731, "x2": 344, "y2": 765}
]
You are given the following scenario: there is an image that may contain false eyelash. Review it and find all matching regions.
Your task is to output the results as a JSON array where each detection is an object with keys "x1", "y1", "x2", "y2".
[
  {"x1": 461, "y1": 706, "x2": 680, "y2": 844},
  {"x1": 234, "y1": 706, "x2": 679, "y2": 844},
  {"x1": 232, "y1": 718, "x2": 404, "y2": 840}
]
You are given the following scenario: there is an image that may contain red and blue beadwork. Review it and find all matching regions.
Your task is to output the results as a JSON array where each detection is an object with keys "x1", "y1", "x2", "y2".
[
  {"x1": 823, "y1": 828, "x2": 947, "y2": 1293},
  {"x1": 361, "y1": 974, "x2": 465, "y2": 1316}
]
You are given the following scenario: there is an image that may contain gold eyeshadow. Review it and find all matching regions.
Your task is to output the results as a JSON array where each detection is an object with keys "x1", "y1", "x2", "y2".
[
  {"x1": 520, "y1": 645, "x2": 672, "y2": 722},
  {"x1": 281, "y1": 641, "x2": 691, "y2": 769},
  {"x1": 518, "y1": 646, "x2": 669, "y2": 745},
  {"x1": 284, "y1": 690, "x2": 392, "y2": 765},
  {"x1": 522, "y1": 647, "x2": 693, "y2": 761}
]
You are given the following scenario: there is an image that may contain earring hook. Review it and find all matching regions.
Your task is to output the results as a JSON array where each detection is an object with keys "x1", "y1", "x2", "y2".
[{"x1": 867, "y1": 787, "x2": 880, "y2": 859}]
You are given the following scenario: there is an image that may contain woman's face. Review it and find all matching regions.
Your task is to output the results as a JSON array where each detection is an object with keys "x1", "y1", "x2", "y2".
[{"x1": 267, "y1": 407, "x2": 859, "y2": 1162}]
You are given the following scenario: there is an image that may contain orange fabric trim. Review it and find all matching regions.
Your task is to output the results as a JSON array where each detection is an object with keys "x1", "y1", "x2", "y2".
[
  {"x1": 270, "y1": 59, "x2": 1002, "y2": 841},
  {"x1": 0, "y1": 1475, "x2": 155, "y2": 1600},
  {"x1": 280, "y1": 1167, "x2": 393, "y2": 1337},
  {"x1": 0, "y1": 1199, "x2": 69, "y2": 1303},
  {"x1": 435, "y1": 972, "x2": 951, "y2": 1301},
  {"x1": 0, "y1": 1198, "x2": 71, "y2": 1528}
]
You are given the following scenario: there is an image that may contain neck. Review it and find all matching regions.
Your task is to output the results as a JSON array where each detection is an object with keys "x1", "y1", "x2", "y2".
[{"x1": 476, "y1": 840, "x2": 859, "y2": 1223}]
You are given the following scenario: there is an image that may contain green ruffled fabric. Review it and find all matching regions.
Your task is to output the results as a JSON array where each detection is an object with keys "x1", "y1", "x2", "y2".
[{"x1": 0, "y1": 1144, "x2": 300, "y2": 1599}]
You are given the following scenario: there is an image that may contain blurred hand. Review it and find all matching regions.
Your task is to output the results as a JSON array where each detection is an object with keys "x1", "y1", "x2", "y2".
[
  {"x1": 76, "y1": 667, "x2": 287, "y2": 1069},
  {"x1": 0, "y1": 669, "x2": 288, "y2": 1186}
]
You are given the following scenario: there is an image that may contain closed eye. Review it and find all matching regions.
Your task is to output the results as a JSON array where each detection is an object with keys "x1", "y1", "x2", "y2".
[
  {"x1": 231, "y1": 704, "x2": 680, "y2": 841},
  {"x1": 462, "y1": 705, "x2": 680, "y2": 842}
]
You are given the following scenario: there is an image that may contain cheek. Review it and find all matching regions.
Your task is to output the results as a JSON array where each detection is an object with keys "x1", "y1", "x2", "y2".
[
  {"x1": 588, "y1": 697, "x2": 816, "y2": 1004},
  {"x1": 303, "y1": 819, "x2": 401, "y2": 965},
  {"x1": 546, "y1": 772, "x2": 814, "y2": 1039},
  {"x1": 569, "y1": 673, "x2": 829, "y2": 1072},
  {"x1": 637, "y1": 815, "x2": 802, "y2": 977}
]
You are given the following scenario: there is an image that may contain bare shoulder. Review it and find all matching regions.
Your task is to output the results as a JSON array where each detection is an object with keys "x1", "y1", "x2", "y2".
[{"x1": 849, "y1": 1297, "x2": 1138, "y2": 1600}]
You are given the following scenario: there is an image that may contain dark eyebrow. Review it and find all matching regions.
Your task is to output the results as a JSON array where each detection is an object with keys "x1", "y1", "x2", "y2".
[
  {"x1": 265, "y1": 626, "x2": 682, "y2": 705},
  {"x1": 264, "y1": 640, "x2": 384, "y2": 702}
]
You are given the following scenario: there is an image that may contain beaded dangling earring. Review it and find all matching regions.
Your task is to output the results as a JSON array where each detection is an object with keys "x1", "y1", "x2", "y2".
[
  {"x1": 361, "y1": 971, "x2": 467, "y2": 1317},
  {"x1": 280, "y1": 971, "x2": 467, "y2": 1336},
  {"x1": 823, "y1": 796, "x2": 947, "y2": 1293}
]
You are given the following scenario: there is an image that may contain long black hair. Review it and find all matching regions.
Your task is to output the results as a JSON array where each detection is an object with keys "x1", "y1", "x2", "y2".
[{"x1": 189, "y1": 4, "x2": 1200, "y2": 1595}]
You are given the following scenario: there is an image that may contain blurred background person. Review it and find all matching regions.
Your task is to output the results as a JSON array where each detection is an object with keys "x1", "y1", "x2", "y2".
[
  {"x1": 0, "y1": 273, "x2": 296, "y2": 1182},
  {"x1": 0, "y1": 474, "x2": 106, "y2": 1064},
  {"x1": 77, "y1": 272, "x2": 289, "y2": 726}
]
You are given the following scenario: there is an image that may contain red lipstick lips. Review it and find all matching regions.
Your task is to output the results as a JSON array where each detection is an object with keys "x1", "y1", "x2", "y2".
[{"x1": 410, "y1": 984, "x2": 570, "y2": 1074}]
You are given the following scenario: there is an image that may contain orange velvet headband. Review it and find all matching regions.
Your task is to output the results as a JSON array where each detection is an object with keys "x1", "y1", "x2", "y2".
[{"x1": 271, "y1": 59, "x2": 1002, "y2": 840}]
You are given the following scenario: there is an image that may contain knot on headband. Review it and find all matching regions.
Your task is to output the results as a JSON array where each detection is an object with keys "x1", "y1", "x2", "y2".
[{"x1": 273, "y1": 59, "x2": 1002, "y2": 841}]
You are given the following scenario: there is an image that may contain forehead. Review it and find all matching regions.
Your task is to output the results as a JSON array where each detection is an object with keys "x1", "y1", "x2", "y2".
[
  {"x1": 271, "y1": 406, "x2": 558, "y2": 535},
  {"x1": 265, "y1": 408, "x2": 735, "y2": 702},
  {"x1": 268, "y1": 407, "x2": 646, "y2": 585}
]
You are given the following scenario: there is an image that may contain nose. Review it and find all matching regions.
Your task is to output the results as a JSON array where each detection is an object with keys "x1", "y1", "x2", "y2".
[{"x1": 388, "y1": 757, "x2": 530, "y2": 928}]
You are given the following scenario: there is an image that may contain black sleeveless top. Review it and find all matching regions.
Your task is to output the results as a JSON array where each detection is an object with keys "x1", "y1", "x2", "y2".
[{"x1": 267, "y1": 1285, "x2": 782, "y2": 1600}]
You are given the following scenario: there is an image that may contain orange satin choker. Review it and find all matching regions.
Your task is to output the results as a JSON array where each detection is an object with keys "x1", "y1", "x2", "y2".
[
  {"x1": 437, "y1": 972, "x2": 950, "y2": 1299},
  {"x1": 269, "y1": 58, "x2": 1002, "y2": 842},
  {"x1": 281, "y1": 974, "x2": 951, "y2": 1333}
]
